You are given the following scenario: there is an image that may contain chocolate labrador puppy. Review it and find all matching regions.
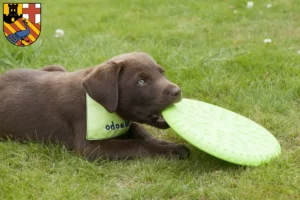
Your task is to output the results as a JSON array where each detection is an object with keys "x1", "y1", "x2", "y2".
[{"x1": 0, "y1": 52, "x2": 190, "y2": 161}]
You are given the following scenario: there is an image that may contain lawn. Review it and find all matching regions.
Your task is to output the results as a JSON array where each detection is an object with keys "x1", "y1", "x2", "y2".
[{"x1": 0, "y1": 0, "x2": 300, "y2": 199}]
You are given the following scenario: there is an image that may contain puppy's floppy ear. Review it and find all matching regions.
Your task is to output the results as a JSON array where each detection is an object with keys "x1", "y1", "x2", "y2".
[{"x1": 82, "y1": 60, "x2": 123, "y2": 112}]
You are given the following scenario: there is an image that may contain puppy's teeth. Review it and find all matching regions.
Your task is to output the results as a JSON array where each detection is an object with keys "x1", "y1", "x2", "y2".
[{"x1": 157, "y1": 115, "x2": 166, "y2": 123}]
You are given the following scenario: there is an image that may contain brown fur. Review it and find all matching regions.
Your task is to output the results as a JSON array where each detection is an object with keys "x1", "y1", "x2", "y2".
[{"x1": 0, "y1": 52, "x2": 189, "y2": 161}]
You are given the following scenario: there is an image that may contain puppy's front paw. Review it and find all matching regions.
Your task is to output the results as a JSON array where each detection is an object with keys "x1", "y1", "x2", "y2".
[{"x1": 170, "y1": 144, "x2": 190, "y2": 159}]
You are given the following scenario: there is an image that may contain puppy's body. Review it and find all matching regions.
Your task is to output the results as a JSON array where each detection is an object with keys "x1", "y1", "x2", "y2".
[
  {"x1": 0, "y1": 68, "x2": 86, "y2": 144},
  {"x1": 0, "y1": 53, "x2": 189, "y2": 160}
]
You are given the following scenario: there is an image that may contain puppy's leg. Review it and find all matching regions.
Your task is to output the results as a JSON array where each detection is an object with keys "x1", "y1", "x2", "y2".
[
  {"x1": 39, "y1": 65, "x2": 67, "y2": 72},
  {"x1": 72, "y1": 123, "x2": 189, "y2": 161},
  {"x1": 74, "y1": 139, "x2": 190, "y2": 161},
  {"x1": 120, "y1": 123, "x2": 177, "y2": 145},
  {"x1": 125, "y1": 122, "x2": 189, "y2": 156}
]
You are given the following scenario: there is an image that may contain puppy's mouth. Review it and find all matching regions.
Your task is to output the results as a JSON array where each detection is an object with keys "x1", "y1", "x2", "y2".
[
  {"x1": 148, "y1": 98, "x2": 182, "y2": 129},
  {"x1": 150, "y1": 113, "x2": 169, "y2": 129}
]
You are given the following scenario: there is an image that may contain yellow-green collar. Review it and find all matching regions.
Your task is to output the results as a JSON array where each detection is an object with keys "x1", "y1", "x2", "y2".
[{"x1": 86, "y1": 94, "x2": 131, "y2": 140}]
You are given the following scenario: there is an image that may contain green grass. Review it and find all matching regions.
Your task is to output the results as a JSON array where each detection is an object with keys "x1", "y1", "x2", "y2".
[{"x1": 1, "y1": 0, "x2": 300, "y2": 199}]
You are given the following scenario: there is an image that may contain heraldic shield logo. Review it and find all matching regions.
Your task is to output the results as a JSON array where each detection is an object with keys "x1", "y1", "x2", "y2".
[{"x1": 3, "y1": 3, "x2": 41, "y2": 47}]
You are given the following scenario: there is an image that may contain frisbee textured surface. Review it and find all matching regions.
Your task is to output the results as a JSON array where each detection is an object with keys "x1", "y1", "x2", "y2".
[{"x1": 162, "y1": 98, "x2": 281, "y2": 166}]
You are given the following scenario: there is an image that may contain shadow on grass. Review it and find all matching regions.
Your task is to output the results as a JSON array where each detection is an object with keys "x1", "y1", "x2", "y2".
[{"x1": 173, "y1": 145, "x2": 246, "y2": 175}]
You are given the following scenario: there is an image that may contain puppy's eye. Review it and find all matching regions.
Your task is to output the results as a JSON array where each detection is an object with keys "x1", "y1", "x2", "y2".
[{"x1": 138, "y1": 79, "x2": 146, "y2": 85}]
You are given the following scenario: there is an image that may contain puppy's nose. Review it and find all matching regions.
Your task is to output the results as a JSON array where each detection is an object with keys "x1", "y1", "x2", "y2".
[
  {"x1": 170, "y1": 87, "x2": 181, "y2": 98},
  {"x1": 168, "y1": 86, "x2": 182, "y2": 103}
]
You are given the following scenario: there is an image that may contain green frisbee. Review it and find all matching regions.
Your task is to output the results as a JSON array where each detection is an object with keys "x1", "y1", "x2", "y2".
[{"x1": 162, "y1": 98, "x2": 281, "y2": 166}]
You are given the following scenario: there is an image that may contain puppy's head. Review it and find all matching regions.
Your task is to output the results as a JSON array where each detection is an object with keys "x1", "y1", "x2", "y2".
[{"x1": 82, "y1": 52, "x2": 182, "y2": 129}]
